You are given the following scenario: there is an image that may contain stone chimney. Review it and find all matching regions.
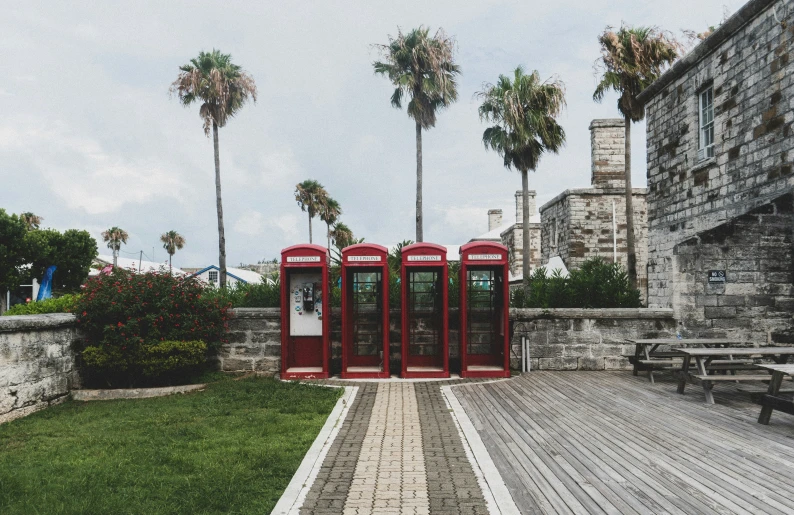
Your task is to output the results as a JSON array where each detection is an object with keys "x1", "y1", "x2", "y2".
[
  {"x1": 590, "y1": 119, "x2": 626, "y2": 188},
  {"x1": 514, "y1": 190, "x2": 537, "y2": 223},
  {"x1": 488, "y1": 209, "x2": 503, "y2": 231}
]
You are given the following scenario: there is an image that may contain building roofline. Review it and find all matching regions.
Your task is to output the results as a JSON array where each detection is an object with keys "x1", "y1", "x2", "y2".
[
  {"x1": 539, "y1": 188, "x2": 648, "y2": 213},
  {"x1": 637, "y1": 0, "x2": 776, "y2": 103},
  {"x1": 191, "y1": 265, "x2": 248, "y2": 284}
]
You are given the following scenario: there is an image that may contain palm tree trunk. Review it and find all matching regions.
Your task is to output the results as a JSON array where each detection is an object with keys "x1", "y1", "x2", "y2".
[
  {"x1": 327, "y1": 223, "x2": 331, "y2": 253},
  {"x1": 624, "y1": 116, "x2": 638, "y2": 291},
  {"x1": 308, "y1": 212, "x2": 313, "y2": 244},
  {"x1": 522, "y1": 169, "x2": 531, "y2": 296},
  {"x1": 169, "y1": 254, "x2": 172, "y2": 274},
  {"x1": 213, "y1": 122, "x2": 227, "y2": 289},
  {"x1": 415, "y1": 121, "x2": 423, "y2": 243},
  {"x1": 113, "y1": 246, "x2": 118, "y2": 267}
]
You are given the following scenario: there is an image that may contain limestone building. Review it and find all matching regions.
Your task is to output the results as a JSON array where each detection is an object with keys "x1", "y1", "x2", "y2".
[
  {"x1": 539, "y1": 119, "x2": 649, "y2": 294},
  {"x1": 637, "y1": 0, "x2": 794, "y2": 341}
]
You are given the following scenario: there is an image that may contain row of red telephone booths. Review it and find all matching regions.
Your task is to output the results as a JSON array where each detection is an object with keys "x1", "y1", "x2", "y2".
[{"x1": 280, "y1": 241, "x2": 510, "y2": 380}]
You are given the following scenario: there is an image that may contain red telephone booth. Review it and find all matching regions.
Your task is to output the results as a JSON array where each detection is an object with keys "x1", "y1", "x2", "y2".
[
  {"x1": 401, "y1": 243, "x2": 449, "y2": 378},
  {"x1": 459, "y1": 242, "x2": 510, "y2": 378},
  {"x1": 341, "y1": 244, "x2": 390, "y2": 379},
  {"x1": 280, "y1": 244, "x2": 330, "y2": 379}
]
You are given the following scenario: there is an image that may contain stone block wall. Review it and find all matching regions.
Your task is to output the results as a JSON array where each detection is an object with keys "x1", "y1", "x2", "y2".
[
  {"x1": 510, "y1": 308, "x2": 676, "y2": 370},
  {"x1": 591, "y1": 119, "x2": 627, "y2": 188},
  {"x1": 643, "y1": 0, "x2": 794, "y2": 308},
  {"x1": 500, "y1": 222, "x2": 542, "y2": 278},
  {"x1": 672, "y1": 192, "x2": 794, "y2": 343},
  {"x1": 539, "y1": 189, "x2": 649, "y2": 295},
  {"x1": 0, "y1": 314, "x2": 79, "y2": 424},
  {"x1": 220, "y1": 308, "x2": 281, "y2": 374}
]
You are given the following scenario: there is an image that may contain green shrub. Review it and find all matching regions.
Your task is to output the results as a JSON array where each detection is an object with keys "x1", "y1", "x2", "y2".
[
  {"x1": 75, "y1": 268, "x2": 229, "y2": 387},
  {"x1": 2, "y1": 294, "x2": 79, "y2": 316},
  {"x1": 512, "y1": 258, "x2": 641, "y2": 308},
  {"x1": 203, "y1": 277, "x2": 280, "y2": 308},
  {"x1": 138, "y1": 340, "x2": 208, "y2": 378}
]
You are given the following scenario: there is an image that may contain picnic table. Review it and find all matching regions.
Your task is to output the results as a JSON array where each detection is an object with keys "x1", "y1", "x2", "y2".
[
  {"x1": 625, "y1": 338, "x2": 741, "y2": 383},
  {"x1": 676, "y1": 347, "x2": 794, "y2": 404},
  {"x1": 757, "y1": 364, "x2": 794, "y2": 425}
]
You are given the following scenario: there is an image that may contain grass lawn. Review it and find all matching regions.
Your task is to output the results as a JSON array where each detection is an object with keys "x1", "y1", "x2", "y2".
[{"x1": 0, "y1": 376, "x2": 341, "y2": 514}]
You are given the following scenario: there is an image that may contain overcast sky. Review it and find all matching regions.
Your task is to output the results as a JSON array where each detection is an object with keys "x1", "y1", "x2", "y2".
[{"x1": 0, "y1": 0, "x2": 744, "y2": 268}]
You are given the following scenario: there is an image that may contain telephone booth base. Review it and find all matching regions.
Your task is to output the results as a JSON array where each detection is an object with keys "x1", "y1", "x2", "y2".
[
  {"x1": 460, "y1": 366, "x2": 510, "y2": 379},
  {"x1": 282, "y1": 367, "x2": 329, "y2": 380},
  {"x1": 403, "y1": 367, "x2": 449, "y2": 379}
]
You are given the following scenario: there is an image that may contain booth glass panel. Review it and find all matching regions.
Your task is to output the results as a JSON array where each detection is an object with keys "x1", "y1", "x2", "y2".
[
  {"x1": 408, "y1": 270, "x2": 442, "y2": 357},
  {"x1": 466, "y1": 269, "x2": 502, "y2": 356},
  {"x1": 352, "y1": 272, "x2": 382, "y2": 357}
]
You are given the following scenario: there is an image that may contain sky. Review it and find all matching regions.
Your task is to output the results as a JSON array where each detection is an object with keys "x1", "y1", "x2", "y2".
[{"x1": 0, "y1": 0, "x2": 745, "y2": 269}]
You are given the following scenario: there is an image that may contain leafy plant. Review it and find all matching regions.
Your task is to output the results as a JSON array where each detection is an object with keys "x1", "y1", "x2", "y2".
[
  {"x1": 2, "y1": 294, "x2": 80, "y2": 316},
  {"x1": 75, "y1": 268, "x2": 230, "y2": 386},
  {"x1": 512, "y1": 258, "x2": 641, "y2": 308},
  {"x1": 137, "y1": 340, "x2": 208, "y2": 378},
  {"x1": 202, "y1": 277, "x2": 281, "y2": 308}
]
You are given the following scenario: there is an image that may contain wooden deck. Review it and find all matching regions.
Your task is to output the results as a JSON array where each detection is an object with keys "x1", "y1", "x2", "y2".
[{"x1": 453, "y1": 372, "x2": 794, "y2": 515}]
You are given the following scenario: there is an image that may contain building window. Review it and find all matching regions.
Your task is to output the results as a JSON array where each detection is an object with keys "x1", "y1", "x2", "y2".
[
  {"x1": 208, "y1": 270, "x2": 218, "y2": 284},
  {"x1": 698, "y1": 87, "x2": 714, "y2": 161}
]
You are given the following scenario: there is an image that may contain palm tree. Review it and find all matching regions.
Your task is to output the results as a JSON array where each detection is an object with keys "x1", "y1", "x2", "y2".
[
  {"x1": 594, "y1": 25, "x2": 679, "y2": 289},
  {"x1": 101, "y1": 227, "x2": 129, "y2": 267},
  {"x1": 330, "y1": 222, "x2": 355, "y2": 251},
  {"x1": 477, "y1": 67, "x2": 566, "y2": 292},
  {"x1": 19, "y1": 212, "x2": 43, "y2": 230},
  {"x1": 319, "y1": 197, "x2": 342, "y2": 253},
  {"x1": 170, "y1": 49, "x2": 257, "y2": 288},
  {"x1": 295, "y1": 180, "x2": 327, "y2": 244},
  {"x1": 160, "y1": 230, "x2": 186, "y2": 273},
  {"x1": 373, "y1": 26, "x2": 460, "y2": 242}
]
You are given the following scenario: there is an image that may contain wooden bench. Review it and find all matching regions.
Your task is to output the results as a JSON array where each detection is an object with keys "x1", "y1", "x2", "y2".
[
  {"x1": 676, "y1": 347, "x2": 794, "y2": 404},
  {"x1": 625, "y1": 339, "x2": 744, "y2": 383},
  {"x1": 757, "y1": 364, "x2": 794, "y2": 425}
]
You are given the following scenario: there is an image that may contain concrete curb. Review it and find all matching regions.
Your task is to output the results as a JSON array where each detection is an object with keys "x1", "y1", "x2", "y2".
[
  {"x1": 271, "y1": 385, "x2": 358, "y2": 515},
  {"x1": 442, "y1": 383, "x2": 521, "y2": 515},
  {"x1": 71, "y1": 383, "x2": 206, "y2": 401}
]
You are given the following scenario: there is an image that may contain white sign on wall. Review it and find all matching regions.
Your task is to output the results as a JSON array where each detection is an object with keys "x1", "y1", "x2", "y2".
[
  {"x1": 348, "y1": 255, "x2": 381, "y2": 262},
  {"x1": 286, "y1": 256, "x2": 321, "y2": 263},
  {"x1": 407, "y1": 255, "x2": 441, "y2": 261},
  {"x1": 468, "y1": 254, "x2": 502, "y2": 260}
]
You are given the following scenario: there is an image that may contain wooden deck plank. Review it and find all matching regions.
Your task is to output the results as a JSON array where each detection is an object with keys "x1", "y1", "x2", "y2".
[{"x1": 453, "y1": 372, "x2": 794, "y2": 515}]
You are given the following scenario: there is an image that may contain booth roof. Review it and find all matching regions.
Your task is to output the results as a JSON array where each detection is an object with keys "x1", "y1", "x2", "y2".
[{"x1": 388, "y1": 244, "x2": 460, "y2": 262}]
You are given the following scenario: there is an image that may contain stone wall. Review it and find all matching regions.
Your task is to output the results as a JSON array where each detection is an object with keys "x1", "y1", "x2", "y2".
[
  {"x1": 220, "y1": 308, "x2": 281, "y2": 374},
  {"x1": 642, "y1": 0, "x2": 794, "y2": 308},
  {"x1": 510, "y1": 308, "x2": 676, "y2": 370},
  {"x1": 591, "y1": 119, "x2": 627, "y2": 188},
  {"x1": 500, "y1": 222, "x2": 542, "y2": 278},
  {"x1": 0, "y1": 314, "x2": 79, "y2": 424},
  {"x1": 540, "y1": 189, "x2": 648, "y2": 293},
  {"x1": 672, "y1": 192, "x2": 794, "y2": 343}
]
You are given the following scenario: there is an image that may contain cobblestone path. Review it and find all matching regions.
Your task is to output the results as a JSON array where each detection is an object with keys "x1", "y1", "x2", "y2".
[{"x1": 299, "y1": 381, "x2": 489, "y2": 515}]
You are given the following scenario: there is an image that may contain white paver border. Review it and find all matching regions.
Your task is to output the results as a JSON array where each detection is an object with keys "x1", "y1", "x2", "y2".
[
  {"x1": 271, "y1": 385, "x2": 359, "y2": 515},
  {"x1": 441, "y1": 383, "x2": 521, "y2": 515}
]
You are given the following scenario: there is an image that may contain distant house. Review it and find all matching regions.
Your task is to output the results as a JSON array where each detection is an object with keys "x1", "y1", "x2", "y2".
[
  {"x1": 91, "y1": 255, "x2": 186, "y2": 276},
  {"x1": 190, "y1": 266, "x2": 266, "y2": 287}
]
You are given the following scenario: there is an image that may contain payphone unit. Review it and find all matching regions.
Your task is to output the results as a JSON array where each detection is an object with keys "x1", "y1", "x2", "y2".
[{"x1": 280, "y1": 244, "x2": 330, "y2": 379}]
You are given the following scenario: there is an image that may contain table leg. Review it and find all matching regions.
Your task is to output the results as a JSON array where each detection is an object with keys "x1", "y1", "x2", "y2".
[
  {"x1": 677, "y1": 353, "x2": 690, "y2": 394},
  {"x1": 758, "y1": 371, "x2": 785, "y2": 425},
  {"x1": 633, "y1": 344, "x2": 641, "y2": 376},
  {"x1": 696, "y1": 357, "x2": 715, "y2": 404},
  {"x1": 644, "y1": 345, "x2": 654, "y2": 384}
]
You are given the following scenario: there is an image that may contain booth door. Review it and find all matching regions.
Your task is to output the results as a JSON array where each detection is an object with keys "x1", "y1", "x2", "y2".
[
  {"x1": 407, "y1": 269, "x2": 443, "y2": 368},
  {"x1": 466, "y1": 268, "x2": 504, "y2": 367},
  {"x1": 346, "y1": 270, "x2": 384, "y2": 368}
]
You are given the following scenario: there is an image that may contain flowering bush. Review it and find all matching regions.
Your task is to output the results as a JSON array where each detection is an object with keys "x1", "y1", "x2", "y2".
[{"x1": 75, "y1": 268, "x2": 230, "y2": 386}]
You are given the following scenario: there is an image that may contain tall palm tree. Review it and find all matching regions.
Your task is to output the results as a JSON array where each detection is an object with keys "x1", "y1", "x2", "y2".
[
  {"x1": 319, "y1": 197, "x2": 342, "y2": 253},
  {"x1": 477, "y1": 67, "x2": 566, "y2": 291},
  {"x1": 373, "y1": 26, "x2": 460, "y2": 242},
  {"x1": 330, "y1": 222, "x2": 355, "y2": 251},
  {"x1": 170, "y1": 49, "x2": 257, "y2": 288},
  {"x1": 19, "y1": 212, "x2": 43, "y2": 230},
  {"x1": 160, "y1": 230, "x2": 186, "y2": 273},
  {"x1": 594, "y1": 25, "x2": 679, "y2": 289},
  {"x1": 101, "y1": 226, "x2": 129, "y2": 267},
  {"x1": 295, "y1": 180, "x2": 327, "y2": 244}
]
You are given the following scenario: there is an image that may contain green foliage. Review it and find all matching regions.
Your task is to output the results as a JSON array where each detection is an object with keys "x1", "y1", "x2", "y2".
[
  {"x1": 138, "y1": 340, "x2": 208, "y2": 378},
  {"x1": 0, "y1": 377, "x2": 339, "y2": 515},
  {"x1": 75, "y1": 269, "x2": 230, "y2": 386},
  {"x1": 448, "y1": 262, "x2": 460, "y2": 308},
  {"x1": 512, "y1": 258, "x2": 641, "y2": 308},
  {"x1": 202, "y1": 277, "x2": 281, "y2": 308},
  {"x1": 0, "y1": 209, "x2": 32, "y2": 295},
  {"x1": 25, "y1": 228, "x2": 97, "y2": 292},
  {"x1": 2, "y1": 294, "x2": 79, "y2": 316}
]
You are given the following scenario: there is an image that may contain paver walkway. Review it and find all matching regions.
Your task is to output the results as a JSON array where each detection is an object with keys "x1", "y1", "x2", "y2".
[{"x1": 300, "y1": 381, "x2": 490, "y2": 515}]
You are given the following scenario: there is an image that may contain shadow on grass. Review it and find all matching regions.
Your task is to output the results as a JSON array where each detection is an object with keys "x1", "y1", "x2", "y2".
[{"x1": 0, "y1": 376, "x2": 341, "y2": 514}]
